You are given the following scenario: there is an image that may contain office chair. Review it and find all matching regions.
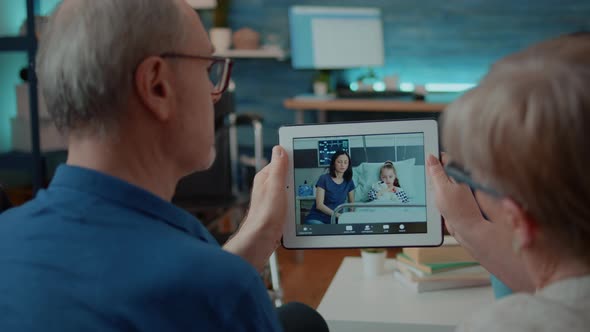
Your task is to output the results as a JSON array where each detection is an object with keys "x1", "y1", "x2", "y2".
[
  {"x1": 172, "y1": 91, "x2": 283, "y2": 306},
  {"x1": 0, "y1": 184, "x2": 13, "y2": 213}
]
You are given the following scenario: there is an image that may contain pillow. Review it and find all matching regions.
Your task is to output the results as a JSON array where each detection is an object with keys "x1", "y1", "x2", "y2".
[
  {"x1": 407, "y1": 166, "x2": 426, "y2": 205},
  {"x1": 352, "y1": 158, "x2": 416, "y2": 202}
]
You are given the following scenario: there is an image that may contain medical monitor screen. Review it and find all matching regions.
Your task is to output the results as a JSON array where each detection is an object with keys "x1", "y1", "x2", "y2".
[
  {"x1": 318, "y1": 139, "x2": 350, "y2": 167},
  {"x1": 293, "y1": 133, "x2": 427, "y2": 237},
  {"x1": 288, "y1": 6, "x2": 385, "y2": 69}
]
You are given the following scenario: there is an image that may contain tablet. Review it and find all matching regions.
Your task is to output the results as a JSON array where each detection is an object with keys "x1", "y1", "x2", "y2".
[{"x1": 279, "y1": 119, "x2": 442, "y2": 249}]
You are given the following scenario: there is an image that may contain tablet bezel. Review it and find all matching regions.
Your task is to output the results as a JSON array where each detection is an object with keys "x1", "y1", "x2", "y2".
[{"x1": 279, "y1": 119, "x2": 442, "y2": 249}]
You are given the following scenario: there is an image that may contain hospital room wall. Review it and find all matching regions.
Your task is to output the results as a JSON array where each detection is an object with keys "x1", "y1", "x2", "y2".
[{"x1": 293, "y1": 145, "x2": 423, "y2": 189}]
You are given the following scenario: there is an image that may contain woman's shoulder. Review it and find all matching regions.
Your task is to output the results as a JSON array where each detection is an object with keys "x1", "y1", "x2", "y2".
[
  {"x1": 315, "y1": 173, "x2": 331, "y2": 188},
  {"x1": 317, "y1": 173, "x2": 332, "y2": 182},
  {"x1": 458, "y1": 293, "x2": 590, "y2": 332}
]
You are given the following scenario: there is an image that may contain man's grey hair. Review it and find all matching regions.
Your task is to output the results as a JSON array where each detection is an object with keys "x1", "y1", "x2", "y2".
[{"x1": 36, "y1": 0, "x2": 188, "y2": 136}]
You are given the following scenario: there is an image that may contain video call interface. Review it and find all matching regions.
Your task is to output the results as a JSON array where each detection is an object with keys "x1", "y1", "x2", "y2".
[{"x1": 293, "y1": 133, "x2": 428, "y2": 236}]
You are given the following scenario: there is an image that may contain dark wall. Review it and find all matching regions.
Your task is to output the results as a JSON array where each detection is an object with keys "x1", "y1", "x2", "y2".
[
  {"x1": 294, "y1": 145, "x2": 424, "y2": 168},
  {"x1": 198, "y1": 0, "x2": 590, "y2": 151}
]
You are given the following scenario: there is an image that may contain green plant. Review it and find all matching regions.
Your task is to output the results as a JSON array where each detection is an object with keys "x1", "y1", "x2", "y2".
[
  {"x1": 313, "y1": 70, "x2": 332, "y2": 93},
  {"x1": 315, "y1": 70, "x2": 331, "y2": 83},
  {"x1": 357, "y1": 68, "x2": 378, "y2": 84},
  {"x1": 213, "y1": 0, "x2": 230, "y2": 28}
]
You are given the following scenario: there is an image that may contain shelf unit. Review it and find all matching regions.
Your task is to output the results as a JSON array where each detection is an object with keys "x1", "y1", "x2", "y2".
[
  {"x1": 214, "y1": 47, "x2": 287, "y2": 60},
  {"x1": 0, "y1": 36, "x2": 29, "y2": 51},
  {"x1": 0, "y1": 0, "x2": 43, "y2": 193}
]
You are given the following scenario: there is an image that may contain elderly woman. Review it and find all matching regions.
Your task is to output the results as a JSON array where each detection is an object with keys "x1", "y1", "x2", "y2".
[{"x1": 428, "y1": 43, "x2": 590, "y2": 330}]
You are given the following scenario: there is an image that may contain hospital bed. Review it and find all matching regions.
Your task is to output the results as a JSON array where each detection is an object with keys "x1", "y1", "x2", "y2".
[{"x1": 332, "y1": 158, "x2": 427, "y2": 224}]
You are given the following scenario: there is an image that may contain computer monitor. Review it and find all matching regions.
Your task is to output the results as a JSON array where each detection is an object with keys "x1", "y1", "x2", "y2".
[
  {"x1": 289, "y1": 6, "x2": 385, "y2": 70},
  {"x1": 317, "y1": 139, "x2": 350, "y2": 167}
]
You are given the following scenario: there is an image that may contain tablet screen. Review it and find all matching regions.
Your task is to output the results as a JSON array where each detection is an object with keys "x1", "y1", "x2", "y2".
[{"x1": 293, "y1": 132, "x2": 427, "y2": 236}]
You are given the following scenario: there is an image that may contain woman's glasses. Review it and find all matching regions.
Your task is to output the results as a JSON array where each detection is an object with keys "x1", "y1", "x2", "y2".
[
  {"x1": 444, "y1": 162, "x2": 502, "y2": 221},
  {"x1": 444, "y1": 162, "x2": 502, "y2": 198}
]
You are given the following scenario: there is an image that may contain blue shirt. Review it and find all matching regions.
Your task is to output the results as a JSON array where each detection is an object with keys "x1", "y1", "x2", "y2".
[
  {"x1": 0, "y1": 165, "x2": 282, "y2": 332},
  {"x1": 305, "y1": 173, "x2": 355, "y2": 224}
]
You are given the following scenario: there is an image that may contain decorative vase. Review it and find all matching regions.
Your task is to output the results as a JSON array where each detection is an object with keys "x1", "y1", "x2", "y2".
[
  {"x1": 313, "y1": 81, "x2": 328, "y2": 96},
  {"x1": 361, "y1": 249, "x2": 386, "y2": 278},
  {"x1": 210, "y1": 27, "x2": 232, "y2": 53},
  {"x1": 232, "y1": 27, "x2": 260, "y2": 50}
]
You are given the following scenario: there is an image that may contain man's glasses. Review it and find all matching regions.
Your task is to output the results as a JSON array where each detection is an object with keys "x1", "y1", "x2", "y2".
[
  {"x1": 160, "y1": 52, "x2": 234, "y2": 95},
  {"x1": 444, "y1": 162, "x2": 503, "y2": 221}
]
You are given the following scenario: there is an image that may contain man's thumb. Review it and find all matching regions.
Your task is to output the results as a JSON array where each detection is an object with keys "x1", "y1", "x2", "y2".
[{"x1": 270, "y1": 145, "x2": 288, "y2": 176}]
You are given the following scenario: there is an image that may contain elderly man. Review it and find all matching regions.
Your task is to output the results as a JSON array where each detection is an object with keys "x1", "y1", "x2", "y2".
[{"x1": 0, "y1": 0, "x2": 290, "y2": 330}]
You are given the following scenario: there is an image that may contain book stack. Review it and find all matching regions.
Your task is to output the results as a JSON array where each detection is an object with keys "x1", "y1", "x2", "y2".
[{"x1": 394, "y1": 236, "x2": 491, "y2": 293}]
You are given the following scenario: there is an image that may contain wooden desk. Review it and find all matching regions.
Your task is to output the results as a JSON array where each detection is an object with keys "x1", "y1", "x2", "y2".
[
  {"x1": 318, "y1": 257, "x2": 494, "y2": 329},
  {"x1": 283, "y1": 98, "x2": 447, "y2": 124}
]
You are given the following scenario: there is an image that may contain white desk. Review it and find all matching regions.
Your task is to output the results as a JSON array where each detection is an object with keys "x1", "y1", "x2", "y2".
[{"x1": 318, "y1": 257, "x2": 494, "y2": 330}]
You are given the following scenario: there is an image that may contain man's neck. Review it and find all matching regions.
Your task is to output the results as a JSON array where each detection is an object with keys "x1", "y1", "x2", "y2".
[{"x1": 66, "y1": 136, "x2": 179, "y2": 201}]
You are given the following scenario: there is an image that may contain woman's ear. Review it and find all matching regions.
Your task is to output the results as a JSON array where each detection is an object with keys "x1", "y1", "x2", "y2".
[
  {"x1": 501, "y1": 198, "x2": 538, "y2": 252},
  {"x1": 134, "y1": 56, "x2": 175, "y2": 122}
]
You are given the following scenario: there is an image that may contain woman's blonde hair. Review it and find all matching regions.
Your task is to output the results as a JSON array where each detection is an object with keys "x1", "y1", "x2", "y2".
[{"x1": 442, "y1": 34, "x2": 590, "y2": 261}]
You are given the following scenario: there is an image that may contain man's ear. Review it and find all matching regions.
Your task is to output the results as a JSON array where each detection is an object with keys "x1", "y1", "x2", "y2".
[
  {"x1": 134, "y1": 56, "x2": 174, "y2": 122},
  {"x1": 501, "y1": 198, "x2": 538, "y2": 252}
]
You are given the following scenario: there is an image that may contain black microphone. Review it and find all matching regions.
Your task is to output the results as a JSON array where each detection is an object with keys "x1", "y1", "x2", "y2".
[
  {"x1": 276, "y1": 302, "x2": 330, "y2": 332},
  {"x1": 19, "y1": 67, "x2": 28, "y2": 82}
]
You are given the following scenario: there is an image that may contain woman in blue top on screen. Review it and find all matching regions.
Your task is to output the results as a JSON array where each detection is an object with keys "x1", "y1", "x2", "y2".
[{"x1": 305, "y1": 151, "x2": 356, "y2": 225}]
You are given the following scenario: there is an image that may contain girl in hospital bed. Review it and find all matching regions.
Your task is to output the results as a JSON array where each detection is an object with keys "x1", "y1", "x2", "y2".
[{"x1": 367, "y1": 161, "x2": 410, "y2": 203}]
